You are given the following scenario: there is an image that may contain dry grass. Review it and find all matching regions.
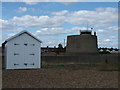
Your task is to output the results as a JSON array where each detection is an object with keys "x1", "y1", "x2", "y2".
[
  {"x1": 2, "y1": 62, "x2": 119, "y2": 88},
  {"x1": 2, "y1": 69, "x2": 118, "y2": 88}
]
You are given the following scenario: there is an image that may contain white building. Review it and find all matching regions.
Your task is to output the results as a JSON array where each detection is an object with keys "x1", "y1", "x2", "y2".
[{"x1": 2, "y1": 30, "x2": 42, "y2": 69}]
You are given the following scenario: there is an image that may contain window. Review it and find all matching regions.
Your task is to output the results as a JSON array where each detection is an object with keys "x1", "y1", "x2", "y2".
[
  {"x1": 14, "y1": 43, "x2": 20, "y2": 45},
  {"x1": 30, "y1": 63, "x2": 34, "y2": 65},
  {"x1": 24, "y1": 63, "x2": 27, "y2": 66},
  {"x1": 14, "y1": 64, "x2": 19, "y2": 65},
  {"x1": 24, "y1": 43, "x2": 28, "y2": 46},
  {"x1": 29, "y1": 53, "x2": 35, "y2": 55},
  {"x1": 30, "y1": 44, "x2": 35, "y2": 46},
  {"x1": 14, "y1": 53, "x2": 19, "y2": 55}
]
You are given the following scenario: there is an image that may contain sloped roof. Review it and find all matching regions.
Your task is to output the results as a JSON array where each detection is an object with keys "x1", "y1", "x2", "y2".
[{"x1": 3, "y1": 30, "x2": 42, "y2": 44}]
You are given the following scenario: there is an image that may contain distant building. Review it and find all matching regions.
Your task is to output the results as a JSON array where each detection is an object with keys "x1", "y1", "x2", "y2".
[
  {"x1": 2, "y1": 30, "x2": 42, "y2": 69},
  {"x1": 98, "y1": 47, "x2": 119, "y2": 54},
  {"x1": 110, "y1": 49, "x2": 119, "y2": 53},
  {"x1": 41, "y1": 47, "x2": 65, "y2": 53},
  {"x1": 41, "y1": 47, "x2": 58, "y2": 53}
]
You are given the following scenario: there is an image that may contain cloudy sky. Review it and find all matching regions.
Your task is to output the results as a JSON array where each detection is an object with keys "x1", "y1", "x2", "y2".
[{"x1": 1, "y1": 2, "x2": 118, "y2": 48}]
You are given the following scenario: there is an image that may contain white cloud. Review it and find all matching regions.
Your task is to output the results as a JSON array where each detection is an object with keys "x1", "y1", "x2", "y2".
[
  {"x1": 97, "y1": 29, "x2": 105, "y2": 33},
  {"x1": 18, "y1": 7, "x2": 27, "y2": 12},
  {"x1": 52, "y1": 10, "x2": 69, "y2": 15},
  {"x1": 35, "y1": 26, "x2": 89, "y2": 36},
  {"x1": 71, "y1": 27, "x2": 92, "y2": 34},
  {"x1": 71, "y1": 27, "x2": 88, "y2": 31},
  {"x1": 0, "y1": 19, "x2": 23, "y2": 32},
  {"x1": 66, "y1": 7, "x2": 117, "y2": 27},
  {"x1": 95, "y1": 7, "x2": 117, "y2": 12},
  {"x1": 108, "y1": 26, "x2": 118, "y2": 31},
  {"x1": 7, "y1": 7, "x2": 117, "y2": 29},
  {"x1": 25, "y1": 2, "x2": 39, "y2": 5},
  {"x1": 11, "y1": 15, "x2": 65, "y2": 28},
  {"x1": 104, "y1": 39, "x2": 111, "y2": 42},
  {"x1": 35, "y1": 27, "x2": 69, "y2": 36}
]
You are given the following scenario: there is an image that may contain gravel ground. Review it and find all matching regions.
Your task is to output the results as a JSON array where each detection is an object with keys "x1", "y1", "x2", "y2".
[{"x1": 2, "y1": 69, "x2": 118, "y2": 88}]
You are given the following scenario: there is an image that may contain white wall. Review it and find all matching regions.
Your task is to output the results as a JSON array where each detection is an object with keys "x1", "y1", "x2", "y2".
[{"x1": 6, "y1": 33, "x2": 41, "y2": 69}]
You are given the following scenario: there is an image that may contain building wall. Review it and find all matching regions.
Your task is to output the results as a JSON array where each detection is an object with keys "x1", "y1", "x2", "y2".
[
  {"x1": 66, "y1": 35, "x2": 98, "y2": 53},
  {"x1": 6, "y1": 33, "x2": 41, "y2": 69},
  {"x1": 42, "y1": 55, "x2": 118, "y2": 64}
]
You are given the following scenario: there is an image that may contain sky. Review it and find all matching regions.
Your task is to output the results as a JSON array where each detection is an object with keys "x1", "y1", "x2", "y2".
[{"x1": 0, "y1": 2, "x2": 119, "y2": 48}]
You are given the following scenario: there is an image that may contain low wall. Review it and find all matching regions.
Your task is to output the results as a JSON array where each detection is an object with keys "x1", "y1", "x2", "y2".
[{"x1": 42, "y1": 55, "x2": 119, "y2": 64}]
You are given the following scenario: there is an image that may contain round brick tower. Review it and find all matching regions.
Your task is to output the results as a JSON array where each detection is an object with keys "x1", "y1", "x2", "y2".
[{"x1": 66, "y1": 30, "x2": 98, "y2": 54}]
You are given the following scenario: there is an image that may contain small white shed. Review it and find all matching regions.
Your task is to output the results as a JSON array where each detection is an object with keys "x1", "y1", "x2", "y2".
[{"x1": 2, "y1": 30, "x2": 42, "y2": 69}]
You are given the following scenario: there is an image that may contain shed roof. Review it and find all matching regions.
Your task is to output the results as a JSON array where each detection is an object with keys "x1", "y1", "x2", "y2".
[{"x1": 3, "y1": 30, "x2": 42, "y2": 45}]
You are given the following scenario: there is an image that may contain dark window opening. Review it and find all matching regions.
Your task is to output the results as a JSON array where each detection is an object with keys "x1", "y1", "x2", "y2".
[
  {"x1": 24, "y1": 44, "x2": 28, "y2": 46},
  {"x1": 14, "y1": 64, "x2": 19, "y2": 65},
  {"x1": 30, "y1": 63, "x2": 34, "y2": 65},
  {"x1": 30, "y1": 44, "x2": 35, "y2": 46},
  {"x1": 24, "y1": 63, "x2": 27, "y2": 66},
  {"x1": 29, "y1": 53, "x2": 35, "y2": 55},
  {"x1": 14, "y1": 53, "x2": 19, "y2": 55},
  {"x1": 14, "y1": 43, "x2": 20, "y2": 45}
]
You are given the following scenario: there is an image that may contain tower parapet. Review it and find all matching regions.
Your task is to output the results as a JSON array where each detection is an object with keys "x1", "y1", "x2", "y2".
[{"x1": 80, "y1": 30, "x2": 92, "y2": 35}]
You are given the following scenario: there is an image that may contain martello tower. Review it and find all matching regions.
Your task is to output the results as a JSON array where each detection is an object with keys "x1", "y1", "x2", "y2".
[{"x1": 66, "y1": 30, "x2": 98, "y2": 54}]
